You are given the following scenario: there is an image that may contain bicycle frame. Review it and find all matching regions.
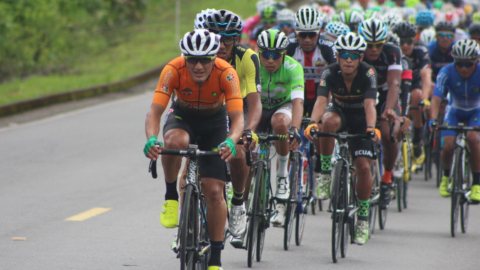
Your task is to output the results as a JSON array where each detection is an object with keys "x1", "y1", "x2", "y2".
[{"x1": 297, "y1": 128, "x2": 314, "y2": 213}]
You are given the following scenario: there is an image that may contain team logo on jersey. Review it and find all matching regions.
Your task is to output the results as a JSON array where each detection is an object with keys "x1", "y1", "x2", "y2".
[
  {"x1": 226, "y1": 72, "x2": 236, "y2": 82},
  {"x1": 367, "y1": 69, "x2": 375, "y2": 77},
  {"x1": 391, "y1": 53, "x2": 397, "y2": 62},
  {"x1": 182, "y1": 88, "x2": 193, "y2": 96},
  {"x1": 320, "y1": 79, "x2": 326, "y2": 86},
  {"x1": 284, "y1": 60, "x2": 297, "y2": 70},
  {"x1": 257, "y1": 84, "x2": 262, "y2": 93},
  {"x1": 315, "y1": 61, "x2": 325, "y2": 67},
  {"x1": 473, "y1": 87, "x2": 479, "y2": 93},
  {"x1": 161, "y1": 70, "x2": 174, "y2": 93},
  {"x1": 168, "y1": 108, "x2": 174, "y2": 113},
  {"x1": 212, "y1": 92, "x2": 218, "y2": 97}
]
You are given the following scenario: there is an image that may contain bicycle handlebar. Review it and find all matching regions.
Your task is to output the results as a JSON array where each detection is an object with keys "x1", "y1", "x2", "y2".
[{"x1": 437, "y1": 125, "x2": 480, "y2": 132}]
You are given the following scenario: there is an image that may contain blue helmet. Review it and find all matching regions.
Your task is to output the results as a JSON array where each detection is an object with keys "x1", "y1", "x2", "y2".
[{"x1": 416, "y1": 10, "x2": 435, "y2": 27}]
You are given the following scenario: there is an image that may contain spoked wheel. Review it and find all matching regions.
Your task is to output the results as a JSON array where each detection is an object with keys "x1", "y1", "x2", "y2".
[
  {"x1": 256, "y1": 223, "x2": 265, "y2": 262},
  {"x1": 295, "y1": 166, "x2": 309, "y2": 246},
  {"x1": 424, "y1": 133, "x2": 432, "y2": 181},
  {"x1": 403, "y1": 179, "x2": 408, "y2": 209},
  {"x1": 179, "y1": 185, "x2": 198, "y2": 270},
  {"x1": 369, "y1": 158, "x2": 380, "y2": 236},
  {"x1": 460, "y1": 159, "x2": 471, "y2": 234},
  {"x1": 378, "y1": 206, "x2": 388, "y2": 230},
  {"x1": 396, "y1": 177, "x2": 403, "y2": 212},
  {"x1": 247, "y1": 163, "x2": 263, "y2": 267},
  {"x1": 331, "y1": 160, "x2": 346, "y2": 263},
  {"x1": 284, "y1": 153, "x2": 299, "y2": 251},
  {"x1": 450, "y1": 149, "x2": 463, "y2": 237},
  {"x1": 341, "y1": 176, "x2": 354, "y2": 258}
]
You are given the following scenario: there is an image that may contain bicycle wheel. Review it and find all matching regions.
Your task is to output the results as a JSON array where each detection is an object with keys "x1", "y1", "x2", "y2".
[
  {"x1": 331, "y1": 160, "x2": 346, "y2": 263},
  {"x1": 247, "y1": 162, "x2": 263, "y2": 267},
  {"x1": 295, "y1": 154, "x2": 310, "y2": 246},
  {"x1": 284, "y1": 152, "x2": 299, "y2": 251},
  {"x1": 460, "y1": 153, "x2": 470, "y2": 234},
  {"x1": 424, "y1": 133, "x2": 432, "y2": 181},
  {"x1": 179, "y1": 184, "x2": 198, "y2": 270},
  {"x1": 256, "y1": 166, "x2": 269, "y2": 262},
  {"x1": 198, "y1": 197, "x2": 210, "y2": 270},
  {"x1": 435, "y1": 152, "x2": 443, "y2": 188},
  {"x1": 369, "y1": 158, "x2": 380, "y2": 237},
  {"x1": 396, "y1": 176, "x2": 403, "y2": 212},
  {"x1": 451, "y1": 148, "x2": 463, "y2": 237},
  {"x1": 341, "y1": 170, "x2": 354, "y2": 258}
]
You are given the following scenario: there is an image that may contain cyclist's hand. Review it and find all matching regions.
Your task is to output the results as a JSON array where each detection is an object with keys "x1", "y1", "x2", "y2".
[
  {"x1": 382, "y1": 108, "x2": 397, "y2": 123},
  {"x1": 242, "y1": 129, "x2": 258, "y2": 151},
  {"x1": 305, "y1": 121, "x2": 320, "y2": 142},
  {"x1": 288, "y1": 126, "x2": 301, "y2": 151},
  {"x1": 421, "y1": 99, "x2": 431, "y2": 111},
  {"x1": 400, "y1": 116, "x2": 411, "y2": 133},
  {"x1": 218, "y1": 138, "x2": 236, "y2": 162},
  {"x1": 428, "y1": 119, "x2": 437, "y2": 132},
  {"x1": 367, "y1": 127, "x2": 381, "y2": 143},
  {"x1": 144, "y1": 135, "x2": 163, "y2": 161}
]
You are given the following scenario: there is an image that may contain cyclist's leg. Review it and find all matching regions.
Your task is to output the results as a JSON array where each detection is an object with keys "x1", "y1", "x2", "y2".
[
  {"x1": 409, "y1": 87, "x2": 425, "y2": 163},
  {"x1": 439, "y1": 106, "x2": 459, "y2": 196},
  {"x1": 160, "y1": 107, "x2": 193, "y2": 228},
  {"x1": 271, "y1": 104, "x2": 292, "y2": 198},
  {"x1": 467, "y1": 111, "x2": 480, "y2": 203}
]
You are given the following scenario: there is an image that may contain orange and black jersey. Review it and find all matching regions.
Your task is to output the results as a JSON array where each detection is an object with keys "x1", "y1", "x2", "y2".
[{"x1": 153, "y1": 57, "x2": 243, "y2": 118}]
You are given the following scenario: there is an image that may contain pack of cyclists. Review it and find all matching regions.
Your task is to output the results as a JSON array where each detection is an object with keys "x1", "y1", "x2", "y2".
[{"x1": 143, "y1": 1, "x2": 480, "y2": 269}]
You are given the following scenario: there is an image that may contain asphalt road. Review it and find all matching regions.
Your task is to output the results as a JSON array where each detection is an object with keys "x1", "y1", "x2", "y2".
[{"x1": 1, "y1": 80, "x2": 480, "y2": 270}]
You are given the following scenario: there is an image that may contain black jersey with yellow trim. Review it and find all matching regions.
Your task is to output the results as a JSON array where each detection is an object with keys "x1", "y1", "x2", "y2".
[{"x1": 229, "y1": 43, "x2": 261, "y2": 98}]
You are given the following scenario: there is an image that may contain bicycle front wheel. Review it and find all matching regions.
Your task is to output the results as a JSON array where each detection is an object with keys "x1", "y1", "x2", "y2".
[
  {"x1": 451, "y1": 148, "x2": 463, "y2": 237},
  {"x1": 331, "y1": 160, "x2": 346, "y2": 263},
  {"x1": 461, "y1": 152, "x2": 471, "y2": 234},
  {"x1": 295, "y1": 153, "x2": 310, "y2": 246},
  {"x1": 284, "y1": 152, "x2": 300, "y2": 250},
  {"x1": 179, "y1": 184, "x2": 198, "y2": 270},
  {"x1": 247, "y1": 162, "x2": 263, "y2": 267}
]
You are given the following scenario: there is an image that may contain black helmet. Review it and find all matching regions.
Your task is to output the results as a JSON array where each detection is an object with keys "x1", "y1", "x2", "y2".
[
  {"x1": 394, "y1": 22, "x2": 417, "y2": 38},
  {"x1": 435, "y1": 21, "x2": 455, "y2": 33},
  {"x1": 469, "y1": 23, "x2": 480, "y2": 36},
  {"x1": 206, "y1": 10, "x2": 243, "y2": 36}
]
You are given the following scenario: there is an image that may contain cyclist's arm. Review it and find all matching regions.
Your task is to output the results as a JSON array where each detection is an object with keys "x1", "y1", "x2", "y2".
[
  {"x1": 289, "y1": 59, "x2": 305, "y2": 129},
  {"x1": 365, "y1": 67, "x2": 378, "y2": 127},
  {"x1": 430, "y1": 69, "x2": 449, "y2": 120},
  {"x1": 243, "y1": 52, "x2": 262, "y2": 131},
  {"x1": 420, "y1": 67, "x2": 432, "y2": 99},
  {"x1": 400, "y1": 58, "x2": 412, "y2": 116},
  {"x1": 145, "y1": 104, "x2": 166, "y2": 139},
  {"x1": 365, "y1": 98, "x2": 377, "y2": 128},
  {"x1": 221, "y1": 68, "x2": 244, "y2": 143},
  {"x1": 385, "y1": 48, "x2": 403, "y2": 110},
  {"x1": 311, "y1": 67, "x2": 331, "y2": 123},
  {"x1": 291, "y1": 98, "x2": 304, "y2": 130}
]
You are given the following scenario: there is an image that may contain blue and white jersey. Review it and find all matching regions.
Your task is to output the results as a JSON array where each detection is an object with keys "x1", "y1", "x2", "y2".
[
  {"x1": 427, "y1": 41, "x2": 455, "y2": 82},
  {"x1": 433, "y1": 63, "x2": 480, "y2": 111}
]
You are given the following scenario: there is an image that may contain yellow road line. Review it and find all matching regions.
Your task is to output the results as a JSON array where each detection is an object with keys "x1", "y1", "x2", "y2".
[{"x1": 65, "y1": 207, "x2": 112, "y2": 221}]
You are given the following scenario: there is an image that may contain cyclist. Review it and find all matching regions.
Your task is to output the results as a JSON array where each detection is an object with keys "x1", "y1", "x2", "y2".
[
  {"x1": 144, "y1": 30, "x2": 244, "y2": 270},
  {"x1": 204, "y1": 9, "x2": 263, "y2": 244},
  {"x1": 469, "y1": 23, "x2": 480, "y2": 45},
  {"x1": 305, "y1": 33, "x2": 380, "y2": 244},
  {"x1": 323, "y1": 21, "x2": 351, "y2": 43},
  {"x1": 394, "y1": 21, "x2": 432, "y2": 164},
  {"x1": 430, "y1": 39, "x2": 480, "y2": 203},
  {"x1": 251, "y1": 5, "x2": 279, "y2": 50},
  {"x1": 277, "y1": 8, "x2": 295, "y2": 38},
  {"x1": 358, "y1": 18, "x2": 403, "y2": 209},
  {"x1": 415, "y1": 9, "x2": 435, "y2": 41},
  {"x1": 286, "y1": 7, "x2": 336, "y2": 199},
  {"x1": 256, "y1": 29, "x2": 304, "y2": 225},
  {"x1": 420, "y1": 28, "x2": 436, "y2": 45},
  {"x1": 428, "y1": 21, "x2": 456, "y2": 84},
  {"x1": 337, "y1": 9, "x2": 365, "y2": 33}
]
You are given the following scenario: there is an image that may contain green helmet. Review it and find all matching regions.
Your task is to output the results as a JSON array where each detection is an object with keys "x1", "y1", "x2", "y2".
[
  {"x1": 257, "y1": 29, "x2": 289, "y2": 51},
  {"x1": 261, "y1": 5, "x2": 277, "y2": 21},
  {"x1": 338, "y1": 10, "x2": 364, "y2": 24},
  {"x1": 407, "y1": 14, "x2": 416, "y2": 24},
  {"x1": 433, "y1": 0, "x2": 443, "y2": 10},
  {"x1": 405, "y1": 0, "x2": 419, "y2": 8},
  {"x1": 335, "y1": 0, "x2": 350, "y2": 12}
]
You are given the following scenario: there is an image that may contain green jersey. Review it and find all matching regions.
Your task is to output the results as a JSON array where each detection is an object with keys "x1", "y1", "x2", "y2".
[{"x1": 259, "y1": 55, "x2": 305, "y2": 109}]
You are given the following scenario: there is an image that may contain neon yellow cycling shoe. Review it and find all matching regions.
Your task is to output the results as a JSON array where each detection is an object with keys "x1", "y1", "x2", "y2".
[
  {"x1": 160, "y1": 200, "x2": 179, "y2": 228},
  {"x1": 207, "y1": 266, "x2": 223, "y2": 270},
  {"x1": 412, "y1": 144, "x2": 425, "y2": 165},
  {"x1": 470, "y1": 185, "x2": 480, "y2": 203},
  {"x1": 439, "y1": 176, "x2": 451, "y2": 198}
]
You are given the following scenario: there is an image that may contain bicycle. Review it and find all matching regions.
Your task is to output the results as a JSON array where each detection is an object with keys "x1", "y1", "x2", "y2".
[
  {"x1": 393, "y1": 119, "x2": 413, "y2": 212},
  {"x1": 433, "y1": 99, "x2": 448, "y2": 187},
  {"x1": 245, "y1": 133, "x2": 288, "y2": 267},
  {"x1": 436, "y1": 124, "x2": 480, "y2": 237},
  {"x1": 149, "y1": 144, "x2": 229, "y2": 270},
  {"x1": 313, "y1": 131, "x2": 376, "y2": 263},
  {"x1": 376, "y1": 120, "x2": 395, "y2": 230}
]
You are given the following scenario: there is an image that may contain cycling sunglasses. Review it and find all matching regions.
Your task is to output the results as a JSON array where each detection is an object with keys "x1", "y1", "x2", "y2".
[
  {"x1": 366, "y1": 40, "x2": 385, "y2": 49},
  {"x1": 438, "y1": 32, "x2": 453, "y2": 38},
  {"x1": 279, "y1": 23, "x2": 293, "y2": 28},
  {"x1": 454, "y1": 61, "x2": 475, "y2": 68},
  {"x1": 220, "y1": 35, "x2": 236, "y2": 46},
  {"x1": 185, "y1": 55, "x2": 216, "y2": 65},
  {"x1": 260, "y1": 51, "x2": 284, "y2": 60},
  {"x1": 400, "y1": 38, "x2": 414, "y2": 45},
  {"x1": 298, "y1": 32, "x2": 318, "y2": 39},
  {"x1": 338, "y1": 52, "x2": 362, "y2": 60}
]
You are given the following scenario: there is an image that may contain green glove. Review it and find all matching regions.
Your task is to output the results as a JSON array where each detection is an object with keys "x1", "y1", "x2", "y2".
[
  {"x1": 144, "y1": 135, "x2": 162, "y2": 156},
  {"x1": 218, "y1": 138, "x2": 236, "y2": 159}
]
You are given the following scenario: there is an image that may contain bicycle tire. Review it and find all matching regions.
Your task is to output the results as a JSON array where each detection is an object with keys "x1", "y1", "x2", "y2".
[
  {"x1": 256, "y1": 165, "x2": 269, "y2": 262},
  {"x1": 424, "y1": 132, "x2": 432, "y2": 181},
  {"x1": 331, "y1": 160, "x2": 346, "y2": 263},
  {"x1": 369, "y1": 158, "x2": 380, "y2": 236},
  {"x1": 198, "y1": 197, "x2": 210, "y2": 270},
  {"x1": 461, "y1": 152, "x2": 470, "y2": 234},
  {"x1": 311, "y1": 198, "x2": 317, "y2": 215},
  {"x1": 396, "y1": 176, "x2": 403, "y2": 212},
  {"x1": 435, "y1": 153, "x2": 443, "y2": 188},
  {"x1": 284, "y1": 152, "x2": 299, "y2": 251},
  {"x1": 341, "y1": 169, "x2": 354, "y2": 258},
  {"x1": 295, "y1": 156, "x2": 310, "y2": 246},
  {"x1": 451, "y1": 148, "x2": 463, "y2": 237},
  {"x1": 247, "y1": 162, "x2": 263, "y2": 267},
  {"x1": 179, "y1": 184, "x2": 198, "y2": 270}
]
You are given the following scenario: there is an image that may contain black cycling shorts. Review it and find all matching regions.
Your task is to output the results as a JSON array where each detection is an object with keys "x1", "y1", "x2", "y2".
[
  {"x1": 163, "y1": 104, "x2": 229, "y2": 182},
  {"x1": 325, "y1": 106, "x2": 374, "y2": 160},
  {"x1": 410, "y1": 78, "x2": 422, "y2": 92}
]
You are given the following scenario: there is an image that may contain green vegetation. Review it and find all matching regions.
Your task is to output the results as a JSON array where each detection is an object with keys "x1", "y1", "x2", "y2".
[{"x1": 0, "y1": 0, "x2": 258, "y2": 105}]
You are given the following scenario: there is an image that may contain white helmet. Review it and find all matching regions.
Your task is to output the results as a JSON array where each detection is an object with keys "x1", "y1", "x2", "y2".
[
  {"x1": 194, "y1": 9, "x2": 216, "y2": 29},
  {"x1": 335, "y1": 33, "x2": 367, "y2": 52},
  {"x1": 294, "y1": 7, "x2": 322, "y2": 32},
  {"x1": 382, "y1": 13, "x2": 403, "y2": 32},
  {"x1": 277, "y1": 8, "x2": 295, "y2": 22},
  {"x1": 180, "y1": 29, "x2": 221, "y2": 56},
  {"x1": 386, "y1": 31, "x2": 400, "y2": 46},
  {"x1": 419, "y1": 28, "x2": 436, "y2": 44},
  {"x1": 358, "y1": 18, "x2": 388, "y2": 42},
  {"x1": 256, "y1": 0, "x2": 276, "y2": 15},
  {"x1": 325, "y1": 21, "x2": 350, "y2": 38},
  {"x1": 452, "y1": 39, "x2": 480, "y2": 60}
]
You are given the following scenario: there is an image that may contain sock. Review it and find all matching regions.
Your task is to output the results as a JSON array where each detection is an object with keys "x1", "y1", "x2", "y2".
[
  {"x1": 208, "y1": 241, "x2": 223, "y2": 267},
  {"x1": 381, "y1": 170, "x2": 392, "y2": 184},
  {"x1": 277, "y1": 154, "x2": 289, "y2": 178},
  {"x1": 320, "y1": 154, "x2": 332, "y2": 172},
  {"x1": 444, "y1": 169, "x2": 450, "y2": 177},
  {"x1": 473, "y1": 172, "x2": 480, "y2": 186},
  {"x1": 231, "y1": 189, "x2": 244, "y2": 206},
  {"x1": 165, "y1": 180, "x2": 179, "y2": 201},
  {"x1": 314, "y1": 154, "x2": 322, "y2": 173},
  {"x1": 358, "y1": 199, "x2": 370, "y2": 221},
  {"x1": 413, "y1": 127, "x2": 423, "y2": 144}
]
